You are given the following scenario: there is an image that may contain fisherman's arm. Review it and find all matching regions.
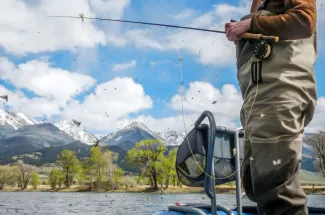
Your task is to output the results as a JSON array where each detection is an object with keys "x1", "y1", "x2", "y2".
[{"x1": 250, "y1": 0, "x2": 317, "y2": 40}]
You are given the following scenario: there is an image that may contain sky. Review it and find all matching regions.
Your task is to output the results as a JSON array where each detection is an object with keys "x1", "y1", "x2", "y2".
[{"x1": 0, "y1": 0, "x2": 324, "y2": 135}]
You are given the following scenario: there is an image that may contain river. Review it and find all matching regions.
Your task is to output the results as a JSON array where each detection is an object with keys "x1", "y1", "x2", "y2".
[{"x1": 0, "y1": 192, "x2": 324, "y2": 215}]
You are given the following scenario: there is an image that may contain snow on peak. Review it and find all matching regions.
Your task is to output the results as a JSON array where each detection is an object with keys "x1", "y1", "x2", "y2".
[
  {"x1": 0, "y1": 109, "x2": 34, "y2": 130},
  {"x1": 15, "y1": 113, "x2": 35, "y2": 125},
  {"x1": 114, "y1": 121, "x2": 185, "y2": 146},
  {"x1": 157, "y1": 130, "x2": 186, "y2": 146},
  {"x1": 124, "y1": 121, "x2": 165, "y2": 142},
  {"x1": 54, "y1": 120, "x2": 97, "y2": 145}
]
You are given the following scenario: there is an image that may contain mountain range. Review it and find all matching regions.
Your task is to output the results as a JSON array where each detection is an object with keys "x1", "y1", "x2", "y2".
[{"x1": 0, "y1": 108, "x2": 320, "y2": 174}]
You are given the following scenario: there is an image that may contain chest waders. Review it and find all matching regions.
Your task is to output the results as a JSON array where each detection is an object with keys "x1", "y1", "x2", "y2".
[{"x1": 237, "y1": 10, "x2": 318, "y2": 215}]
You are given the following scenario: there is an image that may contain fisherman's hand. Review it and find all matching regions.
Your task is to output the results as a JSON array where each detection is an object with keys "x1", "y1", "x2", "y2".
[
  {"x1": 225, "y1": 18, "x2": 252, "y2": 41},
  {"x1": 225, "y1": 19, "x2": 237, "y2": 40}
]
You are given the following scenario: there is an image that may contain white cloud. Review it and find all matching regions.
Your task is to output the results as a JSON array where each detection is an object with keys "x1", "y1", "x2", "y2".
[
  {"x1": 89, "y1": 0, "x2": 131, "y2": 47},
  {"x1": 114, "y1": 2, "x2": 241, "y2": 66},
  {"x1": 0, "y1": 0, "x2": 106, "y2": 55},
  {"x1": 125, "y1": 29, "x2": 167, "y2": 50},
  {"x1": 112, "y1": 60, "x2": 136, "y2": 72},
  {"x1": 167, "y1": 29, "x2": 236, "y2": 66},
  {"x1": 169, "y1": 82, "x2": 242, "y2": 118},
  {"x1": 171, "y1": 9, "x2": 195, "y2": 21},
  {"x1": 89, "y1": 0, "x2": 130, "y2": 18},
  {"x1": 190, "y1": 12, "x2": 215, "y2": 28},
  {"x1": 213, "y1": 1, "x2": 250, "y2": 21},
  {"x1": 117, "y1": 82, "x2": 242, "y2": 133},
  {"x1": 0, "y1": 85, "x2": 61, "y2": 118},
  {"x1": 60, "y1": 77, "x2": 153, "y2": 131},
  {"x1": 0, "y1": 57, "x2": 96, "y2": 103}
]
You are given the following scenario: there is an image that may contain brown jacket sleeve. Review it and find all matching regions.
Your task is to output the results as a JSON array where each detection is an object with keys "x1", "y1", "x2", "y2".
[{"x1": 250, "y1": 0, "x2": 317, "y2": 40}]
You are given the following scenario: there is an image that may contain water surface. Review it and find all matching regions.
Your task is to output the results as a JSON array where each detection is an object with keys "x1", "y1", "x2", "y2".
[{"x1": 0, "y1": 192, "x2": 324, "y2": 215}]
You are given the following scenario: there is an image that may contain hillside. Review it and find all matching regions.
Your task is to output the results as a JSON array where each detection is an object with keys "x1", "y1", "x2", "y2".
[{"x1": 0, "y1": 108, "x2": 322, "y2": 179}]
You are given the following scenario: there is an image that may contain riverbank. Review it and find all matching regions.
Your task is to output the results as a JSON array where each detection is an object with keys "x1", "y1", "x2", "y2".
[{"x1": 2, "y1": 185, "x2": 325, "y2": 195}]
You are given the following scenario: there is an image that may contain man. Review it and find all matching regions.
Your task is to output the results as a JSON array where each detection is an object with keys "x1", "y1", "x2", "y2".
[{"x1": 225, "y1": 0, "x2": 317, "y2": 214}]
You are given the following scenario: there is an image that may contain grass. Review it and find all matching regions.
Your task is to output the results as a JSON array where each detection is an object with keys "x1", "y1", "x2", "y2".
[
  {"x1": 299, "y1": 170, "x2": 325, "y2": 185},
  {"x1": 2, "y1": 170, "x2": 324, "y2": 194}
]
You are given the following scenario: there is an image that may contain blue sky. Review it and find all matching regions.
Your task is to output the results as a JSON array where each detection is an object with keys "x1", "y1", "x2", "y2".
[{"x1": 0, "y1": 0, "x2": 324, "y2": 135}]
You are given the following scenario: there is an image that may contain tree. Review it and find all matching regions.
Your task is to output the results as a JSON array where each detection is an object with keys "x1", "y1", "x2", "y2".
[
  {"x1": 0, "y1": 165, "x2": 18, "y2": 189},
  {"x1": 127, "y1": 139, "x2": 167, "y2": 190},
  {"x1": 49, "y1": 168, "x2": 63, "y2": 189},
  {"x1": 112, "y1": 168, "x2": 124, "y2": 189},
  {"x1": 15, "y1": 160, "x2": 35, "y2": 190},
  {"x1": 56, "y1": 150, "x2": 80, "y2": 188},
  {"x1": 79, "y1": 160, "x2": 94, "y2": 190},
  {"x1": 89, "y1": 147, "x2": 108, "y2": 191},
  {"x1": 31, "y1": 172, "x2": 39, "y2": 190},
  {"x1": 167, "y1": 148, "x2": 178, "y2": 187},
  {"x1": 76, "y1": 160, "x2": 89, "y2": 186},
  {"x1": 306, "y1": 132, "x2": 325, "y2": 177},
  {"x1": 103, "y1": 150, "x2": 117, "y2": 190}
]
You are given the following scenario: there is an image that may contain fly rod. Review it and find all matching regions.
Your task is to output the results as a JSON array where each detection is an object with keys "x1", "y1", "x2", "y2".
[{"x1": 48, "y1": 14, "x2": 279, "y2": 43}]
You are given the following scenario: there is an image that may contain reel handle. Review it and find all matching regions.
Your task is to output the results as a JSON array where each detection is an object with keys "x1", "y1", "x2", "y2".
[{"x1": 241, "y1": 33, "x2": 279, "y2": 43}]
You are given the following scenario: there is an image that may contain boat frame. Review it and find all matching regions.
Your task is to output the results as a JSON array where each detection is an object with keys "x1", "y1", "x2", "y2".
[
  {"x1": 154, "y1": 111, "x2": 325, "y2": 215},
  {"x1": 168, "y1": 111, "x2": 243, "y2": 215}
]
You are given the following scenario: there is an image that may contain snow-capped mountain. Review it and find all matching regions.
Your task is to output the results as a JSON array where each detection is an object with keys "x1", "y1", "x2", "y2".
[
  {"x1": 0, "y1": 109, "x2": 35, "y2": 137},
  {"x1": 157, "y1": 130, "x2": 186, "y2": 146},
  {"x1": 54, "y1": 120, "x2": 98, "y2": 145},
  {"x1": 0, "y1": 109, "x2": 35, "y2": 130},
  {"x1": 100, "y1": 121, "x2": 186, "y2": 147},
  {"x1": 101, "y1": 122, "x2": 167, "y2": 149}
]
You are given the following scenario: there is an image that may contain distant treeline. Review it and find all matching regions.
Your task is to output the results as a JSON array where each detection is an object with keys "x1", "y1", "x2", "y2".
[{"x1": 0, "y1": 139, "x2": 179, "y2": 191}]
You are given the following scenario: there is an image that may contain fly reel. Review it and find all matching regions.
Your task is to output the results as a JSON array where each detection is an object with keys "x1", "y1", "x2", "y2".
[{"x1": 253, "y1": 40, "x2": 273, "y2": 60}]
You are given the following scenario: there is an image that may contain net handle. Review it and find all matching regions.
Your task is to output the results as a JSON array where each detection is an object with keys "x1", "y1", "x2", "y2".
[{"x1": 194, "y1": 111, "x2": 217, "y2": 209}]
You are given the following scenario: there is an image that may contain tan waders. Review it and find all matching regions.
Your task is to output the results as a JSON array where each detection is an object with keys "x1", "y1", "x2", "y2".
[{"x1": 237, "y1": 10, "x2": 318, "y2": 215}]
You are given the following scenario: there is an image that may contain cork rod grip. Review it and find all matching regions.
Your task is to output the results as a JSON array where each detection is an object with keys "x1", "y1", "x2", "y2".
[{"x1": 241, "y1": 32, "x2": 279, "y2": 43}]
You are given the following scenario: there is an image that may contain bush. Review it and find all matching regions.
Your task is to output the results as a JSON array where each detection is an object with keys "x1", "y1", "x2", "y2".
[
  {"x1": 31, "y1": 172, "x2": 39, "y2": 190},
  {"x1": 42, "y1": 180, "x2": 47, "y2": 185},
  {"x1": 119, "y1": 176, "x2": 137, "y2": 189}
]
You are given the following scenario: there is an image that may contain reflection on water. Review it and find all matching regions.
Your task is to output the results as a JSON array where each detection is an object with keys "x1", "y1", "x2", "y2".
[{"x1": 0, "y1": 192, "x2": 324, "y2": 215}]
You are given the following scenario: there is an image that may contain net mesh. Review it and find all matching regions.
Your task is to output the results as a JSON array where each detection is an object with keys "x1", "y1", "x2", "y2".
[{"x1": 176, "y1": 124, "x2": 239, "y2": 187}]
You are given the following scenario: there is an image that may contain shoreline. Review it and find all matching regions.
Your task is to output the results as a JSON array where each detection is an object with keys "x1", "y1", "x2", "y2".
[{"x1": 1, "y1": 185, "x2": 325, "y2": 195}]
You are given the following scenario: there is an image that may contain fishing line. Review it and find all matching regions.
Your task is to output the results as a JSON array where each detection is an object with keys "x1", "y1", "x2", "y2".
[
  {"x1": 167, "y1": 27, "x2": 259, "y2": 180},
  {"x1": 48, "y1": 13, "x2": 260, "y2": 180}
]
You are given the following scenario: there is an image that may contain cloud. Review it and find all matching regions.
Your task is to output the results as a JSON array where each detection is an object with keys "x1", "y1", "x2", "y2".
[
  {"x1": 213, "y1": 1, "x2": 250, "y2": 21},
  {"x1": 190, "y1": 12, "x2": 215, "y2": 28},
  {"x1": 89, "y1": 0, "x2": 130, "y2": 18},
  {"x1": 0, "y1": 85, "x2": 61, "y2": 118},
  {"x1": 0, "y1": 0, "x2": 107, "y2": 55},
  {"x1": 171, "y1": 9, "x2": 195, "y2": 21},
  {"x1": 0, "y1": 57, "x2": 96, "y2": 103},
  {"x1": 60, "y1": 77, "x2": 153, "y2": 131},
  {"x1": 169, "y1": 82, "x2": 242, "y2": 118},
  {"x1": 167, "y1": 28, "x2": 236, "y2": 66},
  {"x1": 89, "y1": 0, "x2": 131, "y2": 47},
  {"x1": 125, "y1": 29, "x2": 167, "y2": 50},
  {"x1": 115, "y1": 2, "x2": 243, "y2": 66},
  {"x1": 112, "y1": 60, "x2": 136, "y2": 72}
]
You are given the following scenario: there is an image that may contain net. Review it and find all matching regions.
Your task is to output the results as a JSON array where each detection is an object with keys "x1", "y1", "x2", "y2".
[{"x1": 176, "y1": 124, "x2": 243, "y2": 187}]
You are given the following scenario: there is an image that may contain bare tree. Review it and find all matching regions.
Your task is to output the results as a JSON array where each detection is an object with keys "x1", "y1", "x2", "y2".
[
  {"x1": 0, "y1": 165, "x2": 18, "y2": 189},
  {"x1": 15, "y1": 160, "x2": 35, "y2": 190},
  {"x1": 306, "y1": 132, "x2": 325, "y2": 177}
]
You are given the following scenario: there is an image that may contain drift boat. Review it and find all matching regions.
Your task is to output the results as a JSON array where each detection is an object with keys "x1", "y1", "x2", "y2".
[{"x1": 153, "y1": 111, "x2": 325, "y2": 215}]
